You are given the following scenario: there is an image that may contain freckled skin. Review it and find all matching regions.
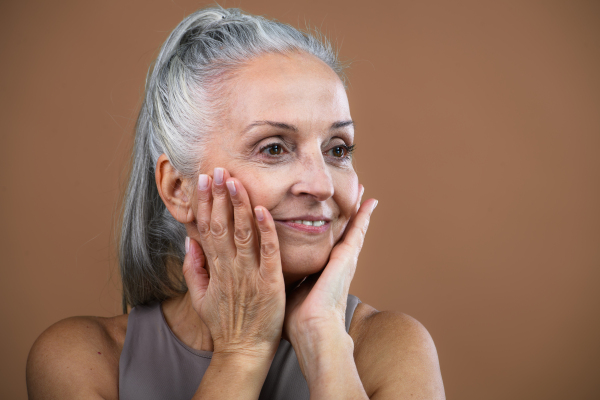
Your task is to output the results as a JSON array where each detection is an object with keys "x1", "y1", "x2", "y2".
[{"x1": 194, "y1": 52, "x2": 359, "y2": 285}]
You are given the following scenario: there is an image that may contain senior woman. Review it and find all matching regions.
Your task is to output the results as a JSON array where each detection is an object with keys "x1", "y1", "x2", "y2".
[{"x1": 27, "y1": 6, "x2": 444, "y2": 400}]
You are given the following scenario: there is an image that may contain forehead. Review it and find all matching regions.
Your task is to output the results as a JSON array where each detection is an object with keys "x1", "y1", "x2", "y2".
[{"x1": 224, "y1": 52, "x2": 351, "y2": 132}]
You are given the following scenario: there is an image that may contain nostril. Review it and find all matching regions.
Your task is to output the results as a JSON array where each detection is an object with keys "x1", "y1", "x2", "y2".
[{"x1": 289, "y1": 161, "x2": 334, "y2": 200}]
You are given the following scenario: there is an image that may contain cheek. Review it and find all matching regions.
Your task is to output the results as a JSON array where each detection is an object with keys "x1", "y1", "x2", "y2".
[
  {"x1": 336, "y1": 173, "x2": 359, "y2": 216},
  {"x1": 330, "y1": 172, "x2": 359, "y2": 241},
  {"x1": 235, "y1": 171, "x2": 285, "y2": 209}
]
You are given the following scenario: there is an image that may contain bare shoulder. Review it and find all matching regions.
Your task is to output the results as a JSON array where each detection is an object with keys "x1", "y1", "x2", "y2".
[
  {"x1": 26, "y1": 313, "x2": 128, "y2": 400},
  {"x1": 349, "y1": 302, "x2": 445, "y2": 400}
]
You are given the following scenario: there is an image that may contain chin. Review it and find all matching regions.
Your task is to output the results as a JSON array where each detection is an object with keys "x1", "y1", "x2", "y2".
[{"x1": 280, "y1": 246, "x2": 331, "y2": 286}]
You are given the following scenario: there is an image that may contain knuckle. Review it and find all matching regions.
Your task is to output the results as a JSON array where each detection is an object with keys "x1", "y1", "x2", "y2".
[
  {"x1": 360, "y1": 222, "x2": 369, "y2": 237},
  {"x1": 259, "y1": 223, "x2": 272, "y2": 233},
  {"x1": 213, "y1": 186, "x2": 227, "y2": 198},
  {"x1": 192, "y1": 250, "x2": 205, "y2": 267},
  {"x1": 234, "y1": 226, "x2": 253, "y2": 247},
  {"x1": 210, "y1": 220, "x2": 228, "y2": 239},
  {"x1": 261, "y1": 241, "x2": 279, "y2": 259},
  {"x1": 198, "y1": 190, "x2": 211, "y2": 202},
  {"x1": 197, "y1": 220, "x2": 211, "y2": 236},
  {"x1": 230, "y1": 195, "x2": 243, "y2": 207},
  {"x1": 358, "y1": 218, "x2": 370, "y2": 236}
]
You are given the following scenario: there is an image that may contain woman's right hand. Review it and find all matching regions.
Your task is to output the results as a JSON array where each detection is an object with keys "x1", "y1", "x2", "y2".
[{"x1": 182, "y1": 167, "x2": 286, "y2": 362}]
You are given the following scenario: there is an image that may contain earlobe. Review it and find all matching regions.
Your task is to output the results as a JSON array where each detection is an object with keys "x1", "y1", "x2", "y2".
[{"x1": 155, "y1": 154, "x2": 195, "y2": 224}]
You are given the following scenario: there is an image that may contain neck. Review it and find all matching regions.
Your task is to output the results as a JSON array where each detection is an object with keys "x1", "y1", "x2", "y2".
[{"x1": 161, "y1": 291, "x2": 214, "y2": 352}]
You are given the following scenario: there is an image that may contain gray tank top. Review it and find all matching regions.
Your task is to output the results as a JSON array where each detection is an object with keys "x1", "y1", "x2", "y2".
[{"x1": 119, "y1": 294, "x2": 361, "y2": 400}]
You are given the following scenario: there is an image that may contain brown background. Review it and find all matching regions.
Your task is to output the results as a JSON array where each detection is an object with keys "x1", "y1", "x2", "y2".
[{"x1": 1, "y1": 0, "x2": 599, "y2": 398}]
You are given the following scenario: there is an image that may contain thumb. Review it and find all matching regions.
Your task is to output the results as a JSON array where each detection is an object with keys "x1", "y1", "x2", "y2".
[{"x1": 182, "y1": 237, "x2": 209, "y2": 309}]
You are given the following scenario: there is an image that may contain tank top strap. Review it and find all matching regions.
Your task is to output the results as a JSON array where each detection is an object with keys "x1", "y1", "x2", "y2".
[{"x1": 345, "y1": 294, "x2": 362, "y2": 332}]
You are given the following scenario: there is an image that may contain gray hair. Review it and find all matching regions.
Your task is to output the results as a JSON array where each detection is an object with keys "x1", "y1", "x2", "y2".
[{"x1": 118, "y1": 6, "x2": 347, "y2": 311}]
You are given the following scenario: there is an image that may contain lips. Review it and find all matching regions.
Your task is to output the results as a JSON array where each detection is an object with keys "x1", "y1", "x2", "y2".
[
  {"x1": 274, "y1": 217, "x2": 331, "y2": 233},
  {"x1": 276, "y1": 215, "x2": 331, "y2": 222}
]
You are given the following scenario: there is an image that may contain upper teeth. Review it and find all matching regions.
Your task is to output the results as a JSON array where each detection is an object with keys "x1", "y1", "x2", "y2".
[{"x1": 292, "y1": 220, "x2": 326, "y2": 227}]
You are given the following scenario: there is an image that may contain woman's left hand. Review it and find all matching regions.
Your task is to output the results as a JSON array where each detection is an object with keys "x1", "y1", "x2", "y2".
[{"x1": 283, "y1": 184, "x2": 378, "y2": 346}]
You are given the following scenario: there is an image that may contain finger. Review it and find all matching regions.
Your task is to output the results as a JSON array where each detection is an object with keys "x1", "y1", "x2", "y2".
[
  {"x1": 226, "y1": 177, "x2": 259, "y2": 269},
  {"x1": 254, "y1": 206, "x2": 283, "y2": 282},
  {"x1": 196, "y1": 173, "x2": 217, "y2": 268},
  {"x1": 357, "y1": 184, "x2": 365, "y2": 212},
  {"x1": 182, "y1": 237, "x2": 210, "y2": 311},
  {"x1": 340, "y1": 184, "x2": 365, "y2": 243},
  {"x1": 210, "y1": 167, "x2": 236, "y2": 264},
  {"x1": 334, "y1": 198, "x2": 378, "y2": 262},
  {"x1": 320, "y1": 199, "x2": 377, "y2": 300}
]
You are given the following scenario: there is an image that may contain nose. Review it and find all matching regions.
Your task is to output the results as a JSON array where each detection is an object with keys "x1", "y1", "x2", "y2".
[{"x1": 290, "y1": 150, "x2": 334, "y2": 202}]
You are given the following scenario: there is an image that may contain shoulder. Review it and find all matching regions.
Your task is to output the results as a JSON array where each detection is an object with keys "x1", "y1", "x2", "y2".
[
  {"x1": 26, "y1": 313, "x2": 128, "y2": 400},
  {"x1": 349, "y1": 301, "x2": 445, "y2": 399}
]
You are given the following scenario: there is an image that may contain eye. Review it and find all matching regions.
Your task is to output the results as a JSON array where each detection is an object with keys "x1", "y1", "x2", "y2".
[
  {"x1": 267, "y1": 144, "x2": 282, "y2": 155},
  {"x1": 327, "y1": 144, "x2": 355, "y2": 159},
  {"x1": 330, "y1": 145, "x2": 346, "y2": 158},
  {"x1": 259, "y1": 142, "x2": 286, "y2": 156}
]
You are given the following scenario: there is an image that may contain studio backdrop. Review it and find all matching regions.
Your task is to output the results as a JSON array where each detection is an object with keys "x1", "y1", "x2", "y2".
[{"x1": 1, "y1": 1, "x2": 599, "y2": 399}]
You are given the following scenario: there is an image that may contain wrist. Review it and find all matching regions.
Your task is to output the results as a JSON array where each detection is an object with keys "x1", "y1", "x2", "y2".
[
  {"x1": 289, "y1": 324, "x2": 355, "y2": 383},
  {"x1": 288, "y1": 319, "x2": 351, "y2": 353},
  {"x1": 290, "y1": 329, "x2": 368, "y2": 399},
  {"x1": 211, "y1": 344, "x2": 278, "y2": 371},
  {"x1": 195, "y1": 349, "x2": 276, "y2": 399}
]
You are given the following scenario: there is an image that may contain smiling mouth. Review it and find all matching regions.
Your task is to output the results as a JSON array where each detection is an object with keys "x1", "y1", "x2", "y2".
[
  {"x1": 275, "y1": 219, "x2": 331, "y2": 233},
  {"x1": 288, "y1": 219, "x2": 327, "y2": 226}
]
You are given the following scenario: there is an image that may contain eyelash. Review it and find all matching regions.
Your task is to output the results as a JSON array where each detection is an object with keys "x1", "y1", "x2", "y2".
[{"x1": 258, "y1": 142, "x2": 356, "y2": 161}]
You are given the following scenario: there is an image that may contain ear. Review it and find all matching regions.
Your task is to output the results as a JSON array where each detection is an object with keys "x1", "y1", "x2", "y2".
[{"x1": 155, "y1": 154, "x2": 195, "y2": 224}]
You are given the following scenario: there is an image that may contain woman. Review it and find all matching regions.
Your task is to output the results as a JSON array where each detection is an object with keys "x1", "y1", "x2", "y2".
[{"x1": 26, "y1": 6, "x2": 444, "y2": 399}]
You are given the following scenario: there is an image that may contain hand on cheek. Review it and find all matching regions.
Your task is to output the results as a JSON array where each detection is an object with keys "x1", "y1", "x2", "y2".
[
  {"x1": 182, "y1": 167, "x2": 287, "y2": 361},
  {"x1": 283, "y1": 184, "x2": 377, "y2": 344}
]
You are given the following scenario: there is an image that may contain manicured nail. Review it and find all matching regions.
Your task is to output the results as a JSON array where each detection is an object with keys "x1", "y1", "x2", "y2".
[
  {"x1": 198, "y1": 174, "x2": 209, "y2": 190},
  {"x1": 373, "y1": 200, "x2": 379, "y2": 210},
  {"x1": 255, "y1": 207, "x2": 264, "y2": 221},
  {"x1": 226, "y1": 180, "x2": 237, "y2": 196},
  {"x1": 185, "y1": 236, "x2": 190, "y2": 254},
  {"x1": 214, "y1": 168, "x2": 224, "y2": 185}
]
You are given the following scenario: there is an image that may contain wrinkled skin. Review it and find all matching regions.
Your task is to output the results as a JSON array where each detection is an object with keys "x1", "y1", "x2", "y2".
[{"x1": 158, "y1": 50, "x2": 375, "y2": 358}]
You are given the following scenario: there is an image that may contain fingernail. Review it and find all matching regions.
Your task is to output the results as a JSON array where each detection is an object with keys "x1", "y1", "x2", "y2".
[
  {"x1": 226, "y1": 180, "x2": 237, "y2": 196},
  {"x1": 373, "y1": 200, "x2": 379, "y2": 210},
  {"x1": 198, "y1": 174, "x2": 209, "y2": 190},
  {"x1": 185, "y1": 236, "x2": 190, "y2": 254},
  {"x1": 255, "y1": 207, "x2": 264, "y2": 221},
  {"x1": 214, "y1": 168, "x2": 224, "y2": 185}
]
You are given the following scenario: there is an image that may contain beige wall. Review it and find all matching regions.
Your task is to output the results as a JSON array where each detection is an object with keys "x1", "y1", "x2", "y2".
[{"x1": 1, "y1": 0, "x2": 599, "y2": 398}]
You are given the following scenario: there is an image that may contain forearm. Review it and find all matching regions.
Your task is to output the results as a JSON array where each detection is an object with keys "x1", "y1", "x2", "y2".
[
  {"x1": 291, "y1": 325, "x2": 369, "y2": 400},
  {"x1": 191, "y1": 352, "x2": 274, "y2": 400}
]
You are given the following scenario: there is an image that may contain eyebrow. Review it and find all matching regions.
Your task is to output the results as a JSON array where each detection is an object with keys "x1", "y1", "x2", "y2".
[
  {"x1": 243, "y1": 120, "x2": 354, "y2": 134},
  {"x1": 331, "y1": 120, "x2": 354, "y2": 129}
]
